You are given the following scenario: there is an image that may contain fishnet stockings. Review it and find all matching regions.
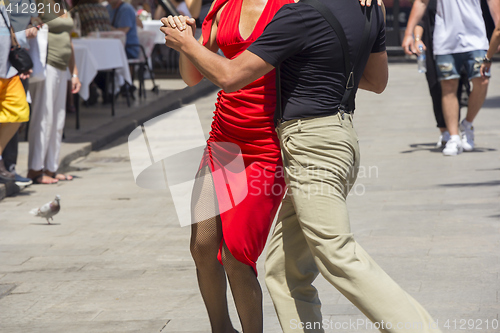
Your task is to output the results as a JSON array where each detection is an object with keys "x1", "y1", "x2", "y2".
[{"x1": 190, "y1": 166, "x2": 263, "y2": 333}]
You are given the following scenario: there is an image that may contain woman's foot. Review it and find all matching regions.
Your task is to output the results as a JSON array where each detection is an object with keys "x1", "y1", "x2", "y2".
[
  {"x1": 27, "y1": 170, "x2": 58, "y2": 184},
  {"x1": 45, "y1": 171, "x2": 73, "y2": 181}
]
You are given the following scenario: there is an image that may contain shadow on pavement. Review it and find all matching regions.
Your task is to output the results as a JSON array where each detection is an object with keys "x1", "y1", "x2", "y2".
[
  {"x1": 400, "y1": 142, "x2": 443, "y2": 154},
  {"x1": 29, "y1": 223, "x2": 62, "y2": 226},
  {"x1": 438, "y1": 180, "x2": 500, "y2": 187},
  {"x1": 400, "y1": 143, "x2": 497, "y2": 154},
  {"x1": 482, "y1": 95, "x2": 500, "y2": 108}
]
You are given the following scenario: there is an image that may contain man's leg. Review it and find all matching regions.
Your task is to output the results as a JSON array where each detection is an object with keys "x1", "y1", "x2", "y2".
[
  {"x1": 466, "y1": 76, "x2": 489, "y2": 122},
  {"x1": 435, "y1": 54, "x2": 465, "y2": 156},
  {"x1": 440, "y1": 78, "x2": 464, "y2": 155},
  {"x1": 277, "y1": 114, "x2": 441, "y2": 333},
  {"x1": 465, "y1": 50, "x2": 490, "y2": 124},
  {"x1": 440, "y1": 79, "x2": 460, "y2": 136},
  {"x1": 265, "y1": 193, "x2": 323, "y2": 333},
  {"x1": 459, "y1": 50, "x2": 490, "y2": 151}
]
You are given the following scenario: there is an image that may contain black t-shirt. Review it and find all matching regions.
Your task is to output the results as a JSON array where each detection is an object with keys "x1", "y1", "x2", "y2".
[{"x1": 247, "y1": 0, "x2": 386, "y2": 121}]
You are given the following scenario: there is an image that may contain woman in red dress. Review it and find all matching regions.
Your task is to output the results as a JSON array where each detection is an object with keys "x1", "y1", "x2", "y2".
[{"x1": 163, "y1": 0, "x2": 292, "y2": 331}]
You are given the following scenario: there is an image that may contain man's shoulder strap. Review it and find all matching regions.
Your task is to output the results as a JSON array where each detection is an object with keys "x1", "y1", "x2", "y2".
[
  {"x1": 274, "y1": 0, "x2": 373, "y2": 126},
  {"x1": 301, "y1": 0, "x2": 351, "y2": 80}
]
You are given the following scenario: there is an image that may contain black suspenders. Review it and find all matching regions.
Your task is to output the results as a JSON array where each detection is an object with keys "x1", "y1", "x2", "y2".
[{"x1": 274, "y1": 1, "x2": 373, "y2": 126}]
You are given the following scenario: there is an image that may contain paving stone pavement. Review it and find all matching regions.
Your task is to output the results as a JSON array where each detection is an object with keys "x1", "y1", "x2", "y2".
[{"x1": 0, "y1": 62, "x2": 499, "y2": 333}]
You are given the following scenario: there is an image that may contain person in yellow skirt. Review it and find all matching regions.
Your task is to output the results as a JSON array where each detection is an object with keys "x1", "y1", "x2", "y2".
[{"x1": 0, "y1": 4, "x2": 30, "y2": 183}]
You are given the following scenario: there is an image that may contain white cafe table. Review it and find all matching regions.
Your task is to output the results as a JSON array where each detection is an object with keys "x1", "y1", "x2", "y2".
[
  {"x1": 73, "y1": 37, "x2": 132, "y2": 85},
  {"x1": 72, "y1": 38, "x2": 133, "y2": 124}
]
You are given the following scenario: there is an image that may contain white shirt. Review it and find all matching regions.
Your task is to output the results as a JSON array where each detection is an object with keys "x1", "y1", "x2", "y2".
[{"x1": 433, "y1": 0, "x2": 489, "y2": 55}]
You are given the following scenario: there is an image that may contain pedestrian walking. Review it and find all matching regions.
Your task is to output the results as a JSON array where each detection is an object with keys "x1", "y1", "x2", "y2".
[{"x1": 404, "y1": 0, "x2": 499, "y2": 156}]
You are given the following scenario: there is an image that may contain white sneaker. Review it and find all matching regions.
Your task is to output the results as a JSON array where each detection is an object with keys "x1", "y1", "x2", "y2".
[
  {"x1": 460, "y1": 119, "x2": 474, "y2": 151},
  {"x1": 436, "y1": 130, "x2": 450, "y2": 148},
  {"x1": 442, "y1": 135, "x2": 463, "y2": 156}
]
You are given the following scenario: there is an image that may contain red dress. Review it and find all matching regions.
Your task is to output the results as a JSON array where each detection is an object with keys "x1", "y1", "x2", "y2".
[{"x1": 200, "y1": 0, "x2": 292, "y2": 274}]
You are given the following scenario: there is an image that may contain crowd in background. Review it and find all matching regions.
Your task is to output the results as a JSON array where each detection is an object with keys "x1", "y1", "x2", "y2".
[{"x1": 0, "y1": 0, "x2": 204, "y2": 188}]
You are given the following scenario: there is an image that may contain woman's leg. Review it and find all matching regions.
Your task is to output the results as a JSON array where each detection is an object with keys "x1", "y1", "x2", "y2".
[
  {"x1": 45, "y1": 65, "x2": 67, "y2": 174},
  {"x1": 0, "y1": 123, "x2": 20, "y2": 156},
  {"x1": 190, "y1": 166, "x2": 234, "y2": 333},
  {"x1": 221, "y1": 243, "x2": 263, "y2": 333},
  {"x1": 28, "y1": 70, "x2": 52, "y2": 171}
]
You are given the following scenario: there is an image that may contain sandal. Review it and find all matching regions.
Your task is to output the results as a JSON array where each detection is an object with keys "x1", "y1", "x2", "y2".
[
  {"x1": 45, "y1": 171, "x2": 73, "y2": 181},
  {"x1": 30, "y1": 173, "x2": 58, "y2": 185}
]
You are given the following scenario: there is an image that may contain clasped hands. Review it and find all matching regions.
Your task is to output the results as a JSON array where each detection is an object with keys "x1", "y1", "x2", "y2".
[{"x1": 160, "y1": 15, "x2": 197, "y2": 52}]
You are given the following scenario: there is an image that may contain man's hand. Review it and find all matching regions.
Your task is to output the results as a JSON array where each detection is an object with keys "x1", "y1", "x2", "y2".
[
  {"x1": 415, "y1": 39, "x2": 426, "y2": 55},
  {"x1": 71, "y1": 76, "x2": 81, "y2": 94},
  {"x1": 402, "y1": 35, "x2": 417, "y2": 55},
  {"x1": 359, "y1": 0, "x2": 382, "y2": 6},
  {"x1": 480, "y1": 62, "x2": 492, "y2": 78},
  {"x1": 160, "y1": 23, "x2": 196, "y2": 52},
  {"x1": 25, "y1": 26, "x2": 39, "y2": 39}
]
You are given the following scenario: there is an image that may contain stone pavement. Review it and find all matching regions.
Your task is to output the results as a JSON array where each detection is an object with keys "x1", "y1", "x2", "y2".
[
  {"x1": 0, "y1": 62, "x2": 499, "y2": 333},
  {"x1": 0, "y1": 78, "x2": 217, "y2": 200}
]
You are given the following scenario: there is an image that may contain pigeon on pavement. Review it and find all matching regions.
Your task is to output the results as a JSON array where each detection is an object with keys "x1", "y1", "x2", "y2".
[{"x1": 29, "y1": 195, "x2": 61, "y2": 224}]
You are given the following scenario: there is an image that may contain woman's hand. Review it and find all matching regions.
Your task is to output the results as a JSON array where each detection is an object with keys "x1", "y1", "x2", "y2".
[
  {"x1": 161, "y1": 15, "x2": 197, "y2": 36},
  {"x1": 25, "y1": 26, "x2": 39, "y2": 39},
  {"x1": 71, "y1": 76, "x2": 81, "y2": 94},
  {"x1": 19, "y1": 69, "x2": 33, "y2": 80},
  {"x1": 31, "y1": 17, "x2": 43, "y2": 27},
  {"x1": 161, "y1": 23, "x2": 196, "y2": 52}
]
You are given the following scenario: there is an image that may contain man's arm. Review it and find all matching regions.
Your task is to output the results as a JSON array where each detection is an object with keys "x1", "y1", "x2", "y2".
[
  {"x1": 401, "y1": 0, "x2": 429, "y2": 55},
  {"x1": 113, "y1": 6, "x2": 135, "y2": 34},
  {"x1": 358, "y1": 51, "x2": 388, "y2": 94},
  {"x1": 487, "y1": 0, "x2": 500, "y2": 27},
  {"x1": 481, "y1": 18, "x2": 500, "y2": 77},
  {"x1": 162, "y1": 25, "x2": 274, "y2": 92},
  {"x1": 114, "y1": 26, "x2": 130, "y2": 33}
]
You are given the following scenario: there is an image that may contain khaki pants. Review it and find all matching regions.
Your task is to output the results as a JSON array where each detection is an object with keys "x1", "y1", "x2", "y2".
[{"x1": 265, "y1": 114, "x2": 441, "y2": 333}]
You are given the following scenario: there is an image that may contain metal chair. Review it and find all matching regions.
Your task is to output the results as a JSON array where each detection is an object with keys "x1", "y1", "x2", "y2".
[{"x1": 128, "y1": 30, "x2": 160, "y2": 99}]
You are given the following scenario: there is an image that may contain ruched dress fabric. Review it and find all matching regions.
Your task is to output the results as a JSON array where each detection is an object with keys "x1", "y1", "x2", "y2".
[{"x1": 199, "y1": 0, "x2": 292, "y2": 274}]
